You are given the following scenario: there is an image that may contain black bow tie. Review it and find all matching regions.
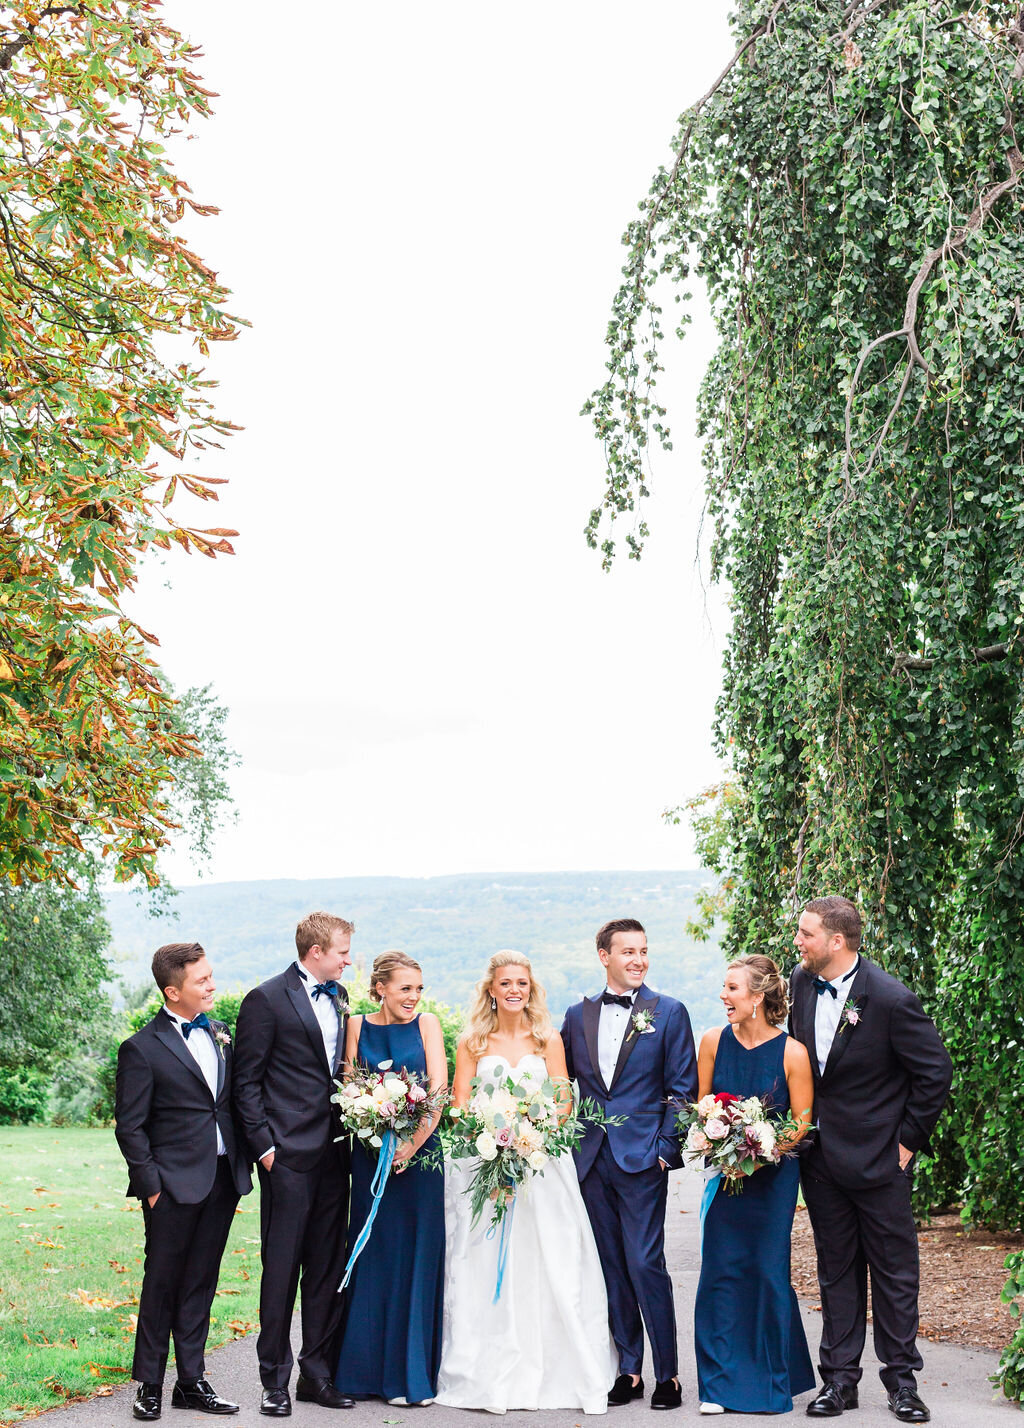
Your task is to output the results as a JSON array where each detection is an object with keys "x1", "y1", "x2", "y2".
[
  {"x1": 812, "y1": 976, "x2": 838, "y2": 998},
  {"x1": 602, "y1": 992, "x2": 633, "y2": 1009},
  {"x1": 312, "y1": 980, "x2": 339, "y2": 1001}
]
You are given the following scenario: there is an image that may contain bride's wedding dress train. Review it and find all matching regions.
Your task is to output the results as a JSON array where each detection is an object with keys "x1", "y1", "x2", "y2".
[{"x1": 435, "y1": 1054, "x2": 617, "y2": 1415}]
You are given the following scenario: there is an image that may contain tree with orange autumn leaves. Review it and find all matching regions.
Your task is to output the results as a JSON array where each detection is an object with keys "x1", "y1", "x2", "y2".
[{"x1": 0, "y1": 1, "x2": 242, "y2": 887}]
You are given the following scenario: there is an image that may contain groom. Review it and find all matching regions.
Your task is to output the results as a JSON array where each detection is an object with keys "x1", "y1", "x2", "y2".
[
  {"x1": 233, "y1": 912, "x2": 355, "y2": 1417},
  {"x1": 562, "y1": 918, "x2": 698, "y2": 1412},
  {"x1": 790, "y1": 896, "x2": 952, "y2": 1424}
]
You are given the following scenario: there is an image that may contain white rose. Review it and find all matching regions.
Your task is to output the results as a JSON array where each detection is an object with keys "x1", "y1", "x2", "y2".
[
  {"x1": 527, "y1": 1150, "x2": 547, "y2": 1171},
  {"x1": 382, "y1": 1078, "x2": 408, "y2": 1099},
  {"x1": 697, "y1": 1094, "x2": 719, "y2": 1118},
  {"x1": 705, "y1": 1117, "x2": 729, "y2": 1141},
  {"x1": 475, "y1": 1132, "x2": 498, "y2": 1161},
  {"x1": 371, "y1": 1082, "x2": 392, "y2": 1105}
]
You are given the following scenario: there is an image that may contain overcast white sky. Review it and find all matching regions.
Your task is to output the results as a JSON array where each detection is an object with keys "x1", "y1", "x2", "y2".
[{"x1": 134, "y1": 2, "x2": 736, "y2": 885}]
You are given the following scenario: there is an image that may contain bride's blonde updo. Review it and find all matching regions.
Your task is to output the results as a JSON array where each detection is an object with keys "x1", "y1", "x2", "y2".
[
  {"x1": 462, "y1": 951, "x2": 554, "y2": 1059},
  {"x1": 727, "y1": 954, "x2": 789, "y2": 1026}
]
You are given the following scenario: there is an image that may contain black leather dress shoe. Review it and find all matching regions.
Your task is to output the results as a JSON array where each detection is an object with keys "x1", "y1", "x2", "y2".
[
  {"x1": 171, "y1": 1379, "x2": 239, "y2": 1414},
  {"x1": 295, "y1": 1376, "x2": 355, "y2": 1409},
  {"x1": 133, "y1": 1384, "x2": 162, "y2": 1422},
  {"x1": 807, "y1": 1382, "x2": 859, "y2": 1416},
  {"x1": 608, "y1": 1374, "x2": 644, "y2": 1406},
  {"x1": 259, "y1": 1388, "x2": 292, "y2": 1417},
  {"x1": 650, "y1": 1379, "x2": 682, "y2": 1410},
  {"x1": 887, "y1": 1387, "x2": 930, "y2": 1422}
]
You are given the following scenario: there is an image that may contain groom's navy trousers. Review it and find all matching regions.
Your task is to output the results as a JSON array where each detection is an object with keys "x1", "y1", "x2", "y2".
[{"x1": 579, "y1": 1139, "x2": 676, "y2": 1382}]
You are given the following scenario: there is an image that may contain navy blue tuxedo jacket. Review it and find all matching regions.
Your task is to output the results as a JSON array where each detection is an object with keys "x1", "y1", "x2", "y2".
[{"x1": 561, "y1": 983, "x2": 698, "y2": 1176}]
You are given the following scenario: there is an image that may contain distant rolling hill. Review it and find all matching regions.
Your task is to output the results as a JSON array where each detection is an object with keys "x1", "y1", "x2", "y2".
[{"x1": 105, "y1": 869, "x2": 730, "y2": 1035}]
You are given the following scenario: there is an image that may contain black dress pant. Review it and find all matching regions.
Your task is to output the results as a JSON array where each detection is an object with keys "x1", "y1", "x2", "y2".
[
  {"x1": 801, "y1": 1160, "x2": 923, "y2": 1392},
  {"x1": 256, "y1": 1146, "x2": 349, "y2": 1389},
  {"x1": 133, "y1": 1158, "x2": 239, "y2": 1383}
]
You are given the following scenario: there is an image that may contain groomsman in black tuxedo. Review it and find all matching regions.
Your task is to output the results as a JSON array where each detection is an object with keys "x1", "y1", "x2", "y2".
[
  {"x1": 232, "y1": 912, "x2": 354, "y2": 1417},
  {"x1": 789, "y1": 897, "x2": 952, "y2": 1424},
  {"x1": 115, "y1": 942, "x2": 252, "y2": 1421}
]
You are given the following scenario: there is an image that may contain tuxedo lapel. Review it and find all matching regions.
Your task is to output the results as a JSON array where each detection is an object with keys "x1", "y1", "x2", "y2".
[
  {"x1": 154, "y1": 1012, "x2": 214, "y2": 1097},
  {"x1": 582, "y1": 994, "x2": 603, "y2": 1092},
  {"x1": 821, "y1": 960, "x2": 871, "y2": 1083},
  {"x1": 286, "y1": 980, "x2": 331, "y2": 1074},
  {"x1": 331, "y1": 992, "x2": 348, "y2": 1079},
  {"x1": 800, "y1": 974, "x2": 821, "y2": 1082},
  {"x1": 215, "y1": 1034, "x2": 226, "y2": 1097},
  {"x1": 609, "y1": 987, "x2": 659, "y2": 1095}
]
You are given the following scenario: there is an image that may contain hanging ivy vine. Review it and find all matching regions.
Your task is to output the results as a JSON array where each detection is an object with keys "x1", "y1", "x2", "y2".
[{"x1": 586, "y1": 0, "x2": 1024, "y2": 1281}]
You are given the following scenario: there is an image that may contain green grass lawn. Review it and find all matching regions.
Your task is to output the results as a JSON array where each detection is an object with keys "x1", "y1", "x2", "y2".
[{"x1": 0, "y1": 1127, "x2": 263, "y2": 1425}]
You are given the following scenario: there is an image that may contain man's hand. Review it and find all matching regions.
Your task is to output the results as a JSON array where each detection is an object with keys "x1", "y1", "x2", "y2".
[
  {"x1": 260, "y1": 1150, "x2": 275, "y2": 1171},
  {"x1": 898, "y1": 1143, "x2": 914, "y2": 1171},
  {"x1": 147, "y1": 1191, "x2": 161, "y2": 1208}
]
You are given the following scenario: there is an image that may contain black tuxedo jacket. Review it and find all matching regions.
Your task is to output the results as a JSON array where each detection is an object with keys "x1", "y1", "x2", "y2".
[
  {"x1": 232, "y1": 964, "x2": 349, "y2": 1172},
  {"x1": 789, "y1": 956, "x2": 952, "y2": 1189},
  {"x1": 114, "y1": 1008, "x2": 252, "y2": 1203}
]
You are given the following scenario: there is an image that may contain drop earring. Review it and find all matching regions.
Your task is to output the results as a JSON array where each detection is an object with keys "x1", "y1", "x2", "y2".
[
  {"x1": 752, "y1": 1002, "x2": 758, "y2": 1021},
  {"x1": 490, "y1": 997, "x2": 497, "y2": 1012}
]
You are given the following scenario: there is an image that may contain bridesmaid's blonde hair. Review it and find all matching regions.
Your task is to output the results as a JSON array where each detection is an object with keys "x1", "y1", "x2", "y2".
[
  {"x1": 369, "y1": 950, "x2": 422, "y2": 1003},
  {"x1": 462, "y1": 951, "x2": 553, "y2": 1059}
]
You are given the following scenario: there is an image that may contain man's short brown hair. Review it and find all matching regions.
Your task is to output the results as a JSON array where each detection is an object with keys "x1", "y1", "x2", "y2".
[
  {"x1": 152, "y1": 941, "x2": 205, "y2": 994},
  {"x1": 295, "y1": 911, "x2": 354, "y2": 960},
  {"x1": 596, "y1": 918, "x2": 646, "y2": 954},
  {"x1": 805, "y1": 896, "x2": 862, "y2": 951}
]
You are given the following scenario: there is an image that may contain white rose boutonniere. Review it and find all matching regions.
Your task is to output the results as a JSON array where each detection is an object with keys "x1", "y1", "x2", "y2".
[
  {"x1": 626, "y1": 1008, "x2": 655, "y2": 1042},
  {"x1": 213, "y1": 1027, "x2": 231, "y2": 1059}
]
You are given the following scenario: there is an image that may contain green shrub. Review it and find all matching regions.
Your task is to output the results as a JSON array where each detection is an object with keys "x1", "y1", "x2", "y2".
[
  {"x1": 995, "y1": 1251, "x2": 1024, "y2": 1405},
  {"x1": 0, "y1": 1065, "x2": 50, "y2": 1124}
]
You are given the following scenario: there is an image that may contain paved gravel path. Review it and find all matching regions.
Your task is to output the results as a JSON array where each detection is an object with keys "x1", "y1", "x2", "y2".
[{"x1": 39, "y1": 1170, "x2": 1013, "y2": 1428}]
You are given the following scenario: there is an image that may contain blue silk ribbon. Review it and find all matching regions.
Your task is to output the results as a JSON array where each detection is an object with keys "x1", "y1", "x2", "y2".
[
  {"x1": 338, "y1": 1129, "x2": 396, "y2": 1291},
  {"x1": 698, "y1": 1170, "x2": 721, "y2": 1256},
  {"x1": 485, "y1": 1190, "x2": 517, "y2": 1303}
]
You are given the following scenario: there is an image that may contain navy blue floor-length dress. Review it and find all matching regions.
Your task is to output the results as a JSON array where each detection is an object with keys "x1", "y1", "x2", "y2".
[
  {"x1": 334, "y1": 1016, "x2": 444, "y2": 1402},
  {"x1": 694, "y1": 1026, "x2": 815, "y2": 1413}
]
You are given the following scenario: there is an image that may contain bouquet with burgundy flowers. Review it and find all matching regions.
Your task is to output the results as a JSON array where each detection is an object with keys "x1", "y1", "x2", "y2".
[{"x1": 678, "y1": 1090, "x2": 806, "y2": 1193}]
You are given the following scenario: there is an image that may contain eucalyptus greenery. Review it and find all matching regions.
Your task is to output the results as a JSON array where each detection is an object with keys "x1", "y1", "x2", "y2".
[{"x1": 586, "y1": 0, "x2": 1024, "y2": 1282}]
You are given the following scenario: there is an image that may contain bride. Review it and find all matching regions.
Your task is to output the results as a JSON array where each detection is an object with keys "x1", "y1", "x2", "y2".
[{"x1": 435, "y1": 951, "x2": 617, "y2": 1415}]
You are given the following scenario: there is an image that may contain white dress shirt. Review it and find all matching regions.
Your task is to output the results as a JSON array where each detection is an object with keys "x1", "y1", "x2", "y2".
[
  {"x1": 597, "y1": 987, "x2": 637, "y2": 1090},
  {"x1": 813, "y1": 959, "x2": 860, "y2": 1075},
  {"x1": 295, "y1": 961, "x2": 340, "y2": 1068},
  {"x1": 165, "y1": 1007, "x2": 226, "y2": 1154}
]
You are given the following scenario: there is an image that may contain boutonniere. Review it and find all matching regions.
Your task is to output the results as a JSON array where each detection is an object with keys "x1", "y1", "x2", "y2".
[
  {"x1": 837, "y1": 998, "x2": 863, "y2": 1035},
  {"x1": 626, "y1": 1009, "x2": 656, "y2": 1042},
  {"x1": 213, "y1": 1027, "x2": 231, "y2": 1059}
]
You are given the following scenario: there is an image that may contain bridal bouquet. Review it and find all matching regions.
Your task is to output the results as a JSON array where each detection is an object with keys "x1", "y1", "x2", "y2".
[
  {"x1": 332, "y1": 1058, "x2": 447, "y2": 1289},
  {"x1": 445, "y1": 1067, "x2": 620, "y2": 1228},
  {"x1": 678, "y1": 1091, "x2": 804, "y2": 1194}
]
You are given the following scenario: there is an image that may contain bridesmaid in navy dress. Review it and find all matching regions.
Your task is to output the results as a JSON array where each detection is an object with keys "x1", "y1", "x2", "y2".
[
  {"x1": 694, "y1": 954, "x2": 816, "y2": 1415},
  {"x1": 334, "y1": 951, "x2": 447, "y2": 1406}
]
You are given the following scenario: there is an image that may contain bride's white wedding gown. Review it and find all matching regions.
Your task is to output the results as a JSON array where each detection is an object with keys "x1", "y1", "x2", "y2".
[{"x1": 435, "y1": 1054, "x2": 618, "y2": 1415}]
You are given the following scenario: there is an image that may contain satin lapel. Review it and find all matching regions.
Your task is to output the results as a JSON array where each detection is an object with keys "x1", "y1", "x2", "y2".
[
  {"x1": 215, "y1": 1033, "x2": 226, "y2": 1097},
  {"x1": 609, "y1": 988, "x2": 659, "y2": 1095},
  {"x1": 331, "y1": 993, "x2": 348, "y2": 1079},
  {"x1": 801, "y1": 975, "x2": 821, "y2": 1082},
  {"x1": 154, "y1": 1013, "x2": 213, "y2": 1097},
  {"x1": 286, "y1": 983, "x2": 331, "y2": 1075},
  {"x1": 821, "y1": 961, "x2": 871, "y2": 1083},
  {"x1": 582, "y1": 995, "x2": 603, "y2": 1092}
]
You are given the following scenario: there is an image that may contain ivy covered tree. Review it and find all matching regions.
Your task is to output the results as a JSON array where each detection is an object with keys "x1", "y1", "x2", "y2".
[
  {"x1": 0, "y1": 1, "x2": 241, "y2": 887},
  {"x1": 587, "y1": 0, "x2": 1024, "y2": 1236}
]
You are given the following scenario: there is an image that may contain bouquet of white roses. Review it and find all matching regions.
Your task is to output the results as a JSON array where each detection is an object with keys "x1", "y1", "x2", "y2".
[
  {"x1": 445, "y1": 1067, "x2": 621, "y2": 1228},
  {"x1": 678, "y1": 1090, "x2": 804, "y2": 1194}
]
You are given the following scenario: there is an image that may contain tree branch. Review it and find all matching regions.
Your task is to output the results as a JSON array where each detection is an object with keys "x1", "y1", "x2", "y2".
[
  {"x1": 0, "y1": 6, "x2": 82, "y2": 70},
  {"x1": 892, "y1": 643, "x2": 1010, "y2": 672}
]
